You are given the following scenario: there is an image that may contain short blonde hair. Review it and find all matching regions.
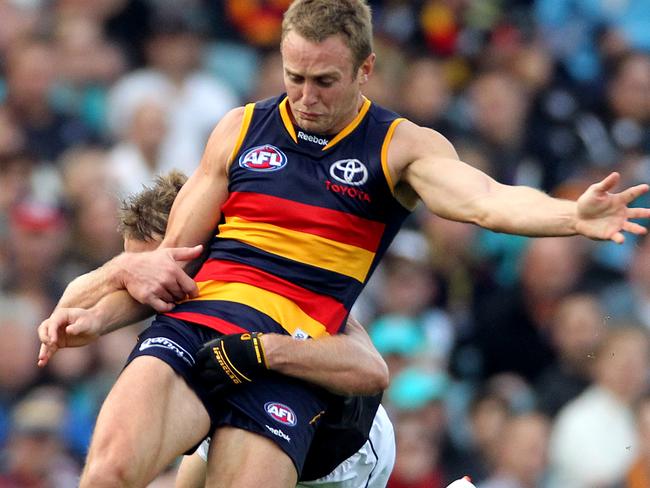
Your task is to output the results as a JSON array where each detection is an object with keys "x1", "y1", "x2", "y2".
[
  {"x1": 118, "y1": 171, "x2": 187, "y2": 242},
  {"x1": 282, "y1": 0, "x2": 373, "y2": 71}
]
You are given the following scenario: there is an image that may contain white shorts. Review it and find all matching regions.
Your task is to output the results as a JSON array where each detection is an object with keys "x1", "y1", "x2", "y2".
[{"x1": 197, "y1": 404, "x2": 395, "y2": 488}]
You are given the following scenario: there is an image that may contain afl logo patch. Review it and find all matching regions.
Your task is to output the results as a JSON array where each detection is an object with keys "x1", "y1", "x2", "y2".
[
  {"x1": 329, "y1": 159, "x2": 368, "y2": 186},
  {"x1": 264, "y1": 402, "x2": 297, "y2": 426},
  {"x1": 239, "y1": 144, "x2": 288, "y2": 171}
]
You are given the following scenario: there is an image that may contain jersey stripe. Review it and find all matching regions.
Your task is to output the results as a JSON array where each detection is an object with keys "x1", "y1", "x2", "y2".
[
  {"x1": 228, "y1": 103, "x2": 256, "y2": 166},
  {"x1": 217, "y1": 216, "x2": 375, "y2": 282},
  {"x1": 279, "y1": 98, "x2": 298, "y2": 143},
  {"x1": 380, "y1": 118, "x2": 406, "y2": 193},
  {"x1": 194, "y1": 259, "x2": 348, "y2": 331},
  {"x1": 221, "y1": 191, "x2": 385, "y2": 251},
  {"x1": 207, "y1": 239, "x2": 362, "y2": 306},
  {"x1": 322, "y1": 98, "x2": 371, "y2": 150},
  {"x1": 190, "y1": 281, "x2": 330, "y2": 338},
  {"x1": 167, "y1": 299, "x2": 289, "y2": 334},
  {"x1": 164, "y1": 312, "x2": 247, "y2": 334}
]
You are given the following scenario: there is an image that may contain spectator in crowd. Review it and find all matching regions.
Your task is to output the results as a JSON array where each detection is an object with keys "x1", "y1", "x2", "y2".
[
  {"x1": 627, "y1": 392, "x2": 650, "y2": 488},
  {"x1": 600, "y1": 234, "x2": 650, "y2": 330},
  {"x1": 367, "y1": 229, "x2": 455, "y2": 374},
  {"x1": 479, "y1": 412, "x2": 550, "y2": 488},
  {"x1": 2, "y1": 37, "x2": 98, "y2": 164},
  {"x1": 547, "y1": 326, "x2": 650, "y2": 487},
  {"x1": 4, "y1": 200, "x2": 69, "y2": 315},
  {"x1": 443, "y1": 387, "x2": 512, "y2": 484},
  {"x1": 470, "y1": 236, "x2": 589, "y2": 383},
  {"x1": 0, "y1": 295, "x2": 44, "y2": 446},
  {"x1": 106, "y1": 99, "x2": 170, "y2": 197},
  {"x1": 535, "y1": 292, "x2": 606, "y2": 418},
  {"x1": 0, "y1": 386, "x2": 80, "y2": 487},
  {"x1": 387, "y1": 368, "x2": 450, "y2": 488},
  {"x1": 53, "y1": 15, "x2": 126, "y2": 133},
  {"x1": 397, "y1": 56, "x2": 454, "y2": 135},
  {"x1": 461, "y1": 70, "x2": 536, "y2": 187},
  {"x1": 106, "y1": 12, "x2": 239, "y2": 177}
]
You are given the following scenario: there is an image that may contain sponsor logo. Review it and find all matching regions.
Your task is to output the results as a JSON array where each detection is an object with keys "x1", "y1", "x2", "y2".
[
  {"x1": 265, "y1": 424, "x2": 291, "y2": 442},
  {"x1": 297, "y1": 131, "x2": 329, "y2": 146},
  {"x1": 139, "y1": 337, "x2": 194, "y2": 366},
  {"x1": 239, "y1": 145, "x2": 287, "y2": 171},
  {"x1": 325, "y1": 180, "x2": 371, "y2": 202},
  {"x1": 265, "y1": 402, "x2": 297, "y2": 426},
  {"x1": 329, "y1": 159, "x2": 368, "y2": 186}
]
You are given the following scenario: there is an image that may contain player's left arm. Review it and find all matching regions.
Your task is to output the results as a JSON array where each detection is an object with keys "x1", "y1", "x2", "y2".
[
  {"x1": 388, "y1": 121, "x2": 650, "y2": 242},
  {"x1": 197, "y1": 317, "x2": 389, "y2": 396}
]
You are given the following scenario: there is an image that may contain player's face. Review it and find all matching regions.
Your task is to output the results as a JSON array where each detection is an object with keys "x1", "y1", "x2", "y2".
[{"x1": 281, "y1": 31, "x2": 373, "y2": 135}]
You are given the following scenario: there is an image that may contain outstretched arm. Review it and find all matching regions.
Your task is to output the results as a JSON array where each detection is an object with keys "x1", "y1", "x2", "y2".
[{"x1": 388, "y1": 121, "x2": 650, "y2": 242}]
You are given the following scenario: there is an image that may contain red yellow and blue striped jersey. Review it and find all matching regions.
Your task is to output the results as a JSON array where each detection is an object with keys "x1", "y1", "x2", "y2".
[{"x1": 166, "y1": 95, "x2": 410, "y2": 338}]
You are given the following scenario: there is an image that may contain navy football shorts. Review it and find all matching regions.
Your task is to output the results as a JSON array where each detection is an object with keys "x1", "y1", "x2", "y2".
[{"x1": 125, "y1": 315, "x2": 330, "y2": 476}]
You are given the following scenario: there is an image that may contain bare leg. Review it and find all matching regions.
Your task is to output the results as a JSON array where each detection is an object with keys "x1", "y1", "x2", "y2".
[
  {"x1": 80, "y1": 356, "x2": 211, "y2": 487},
  {"x1": 175, "y1": 452, "x2": 207, "y2": 488},
  {"x1": 205, "y1": 427, "x2": 298, "y2": 488}
]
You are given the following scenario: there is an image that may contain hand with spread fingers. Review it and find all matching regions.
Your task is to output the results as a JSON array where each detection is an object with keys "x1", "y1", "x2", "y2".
[{"x1": 576, "y1": 172, "x2": 650, "y2": 243}]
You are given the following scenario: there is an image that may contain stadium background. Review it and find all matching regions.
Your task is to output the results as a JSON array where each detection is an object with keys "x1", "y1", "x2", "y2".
[{"x1": 0, "y1": 0, "x2": 650, "y2": 486}]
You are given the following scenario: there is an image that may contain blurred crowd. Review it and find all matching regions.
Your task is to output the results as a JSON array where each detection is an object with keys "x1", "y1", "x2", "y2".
[{"x1": 0, "y1": 0, "x2": 649, "y2": 487}]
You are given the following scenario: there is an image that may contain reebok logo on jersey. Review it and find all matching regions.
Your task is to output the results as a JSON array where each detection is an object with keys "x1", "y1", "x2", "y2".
[
  {"x1": 239, "y1": 144, "x2": 287, "y2": 172},
  {"x1": 265, "y1": 424, "x2": 291, "y2": 442},
  {"x1": 297, "y1": 130, "x2": 329, "y2": 146},
  {"x1": 139, "y1": 337, "x2": 194, "y2": 366},
  {"x1": 265, "y1": 402, "x2": 297, "y2": 426}
]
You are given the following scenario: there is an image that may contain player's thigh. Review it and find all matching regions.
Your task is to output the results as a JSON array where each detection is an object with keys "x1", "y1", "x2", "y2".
[
  {"x1": 205, "y1": 426, "x2": 297, "y2": 488},
  {"x1": 87, "y1": 356, "x2": 210, "y2": 475}
]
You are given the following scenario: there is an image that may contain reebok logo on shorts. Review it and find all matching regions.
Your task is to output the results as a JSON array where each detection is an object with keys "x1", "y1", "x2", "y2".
[
  {"x1": 265, "y1": 424, "x2": 291, "y2": 442},
  {"x1": 139, "y1": 337, "x2": 194, "y2": 366}
]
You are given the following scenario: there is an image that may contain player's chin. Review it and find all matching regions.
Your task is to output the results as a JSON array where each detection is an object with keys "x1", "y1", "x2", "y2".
[{"x1": 296, "y1": 117, "x2": 326, "y2": 134}]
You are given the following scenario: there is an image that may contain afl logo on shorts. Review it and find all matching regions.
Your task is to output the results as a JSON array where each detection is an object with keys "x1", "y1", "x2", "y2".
[
  {"x1": 239, "y1": 144, "x2": 287, "y2": 172},
  {"x1": 264, "y1": 402, "x2": 297, "y2": 426},
  {"x1": 329, "y1": 159, "x2": 368, "y2": 186}
]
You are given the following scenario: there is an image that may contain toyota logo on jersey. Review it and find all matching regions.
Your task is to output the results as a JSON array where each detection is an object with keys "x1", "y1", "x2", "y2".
[
  {"x1": 329, "y1": 159, "x2": 368, "y2": 186},
  {"x1": 264, "y1": 402, "x2": 297, "y2": 426},
  {"x1": 239, "y1": 145, "x2": 288, "y2": 172}
]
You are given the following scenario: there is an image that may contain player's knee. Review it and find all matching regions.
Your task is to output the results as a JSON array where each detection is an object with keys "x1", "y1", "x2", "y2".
[
  {"x1": 81, "y1": 459, "x2": 136, "y2": 488},
  {"x1": 81, "y1": 439, "x2": 144, "y2": 487}
]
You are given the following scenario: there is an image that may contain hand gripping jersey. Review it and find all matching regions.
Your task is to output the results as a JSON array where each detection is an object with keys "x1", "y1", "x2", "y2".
[{"x1": 167, "y1": 95, "x2": 410, "y2": 338}]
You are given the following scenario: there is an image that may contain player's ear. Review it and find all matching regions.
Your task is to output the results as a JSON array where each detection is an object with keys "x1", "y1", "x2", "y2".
[{"x1": 358, "y1": 53, "x2": 375, "y2": 85}]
